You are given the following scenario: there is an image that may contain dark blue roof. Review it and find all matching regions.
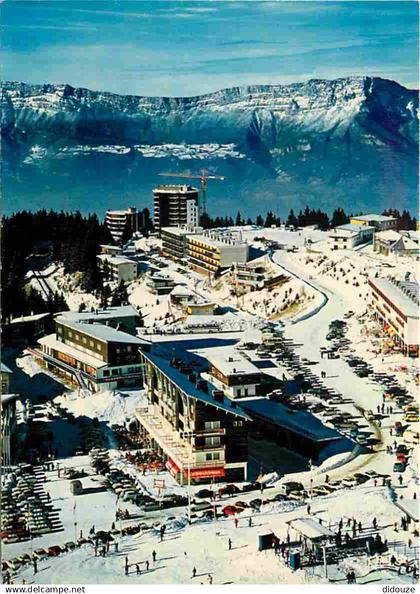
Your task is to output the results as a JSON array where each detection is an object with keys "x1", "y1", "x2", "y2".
[
  {"x1": 240, "y1": 398, "x2": 341, "y2": 442},
  {"x1": 141, "y1": 349, "x2": 251, "y2": 421}
]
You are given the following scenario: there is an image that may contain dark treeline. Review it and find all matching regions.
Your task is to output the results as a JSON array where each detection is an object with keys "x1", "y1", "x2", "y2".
[
  {"x1": 204, "y1": 206, "x2": 417, "y2": 232},
  {"x1": 382, "y1": 209, "x2": 417, "y2": 231},
  {"x1": 2, "y1": 210, "x2": 113, "y2": 322},
  {"x1": 204, "y1": 207, "x2": 347, "y2": 230}
]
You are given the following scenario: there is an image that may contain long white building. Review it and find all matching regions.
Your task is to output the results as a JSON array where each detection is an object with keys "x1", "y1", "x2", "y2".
[{"x1": 368, "y1": 277, "x2": 419, "y2": 357}]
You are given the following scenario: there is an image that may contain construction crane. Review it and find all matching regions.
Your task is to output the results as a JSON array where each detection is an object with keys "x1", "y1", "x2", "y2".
[{"x1": 158, "y1": 170, "x2": 225, "y2": 219}]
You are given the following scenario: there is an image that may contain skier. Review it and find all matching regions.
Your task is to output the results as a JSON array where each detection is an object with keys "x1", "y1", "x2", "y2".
[
  {"x1": 192, "y1": 567, "x2": 197, "y2": 578},
  {"x1": 136, "y1": 564, "x2": 141, "y2": 576}
]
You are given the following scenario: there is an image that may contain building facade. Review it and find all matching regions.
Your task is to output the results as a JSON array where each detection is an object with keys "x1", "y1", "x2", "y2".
[
  {"x1": 136, "y1": 346, "x2": 250, "y2": 483},
  {"x1": 97, "y1": 254, "x2": 138, "y2": 283},
  {"x1": 34, "y1": 306, "x2": 144, "y2": 391},
  {"x1": 188, "y1": 231, "x2": 249, "y2": 275},
  {"x1": 369, "y1": 277, "x2": 419, "y2": 357},
  {"x1": 373, "y1": 231, "x2": 419, "y2": 257},
  {"x1": 206, "y1": 350, "x2": 263, "y2": 399},
  {"x1": 105, "y1": 207, "x2": 146, "y2": 244},
  {"x1": 350, "y1": 214, "x2": 397, "y2": 231},
  {"x1": 146, "y1": 272, "x2": 175, "y2": 295},
  {"x1": 328, "y1": 224, "x2": 374, "y2": 250},
  {"x1": 231, "y1": 262, "x2": 266, "y2": 288},
  {"x1": 153, "y1": 185, "x2": 199, "y2": 231},
  {"x1": 1, "y1": 362, "x2": 12, "y2": 394},
  {"x1": 161, "y1": 226, "x2": 201, "y2": 262}
]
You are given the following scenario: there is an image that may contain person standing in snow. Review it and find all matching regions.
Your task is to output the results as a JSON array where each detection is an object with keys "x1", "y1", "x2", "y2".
[
  {"x1": 234, "y1": 518, "x2": 238, "y2": 528},
  {"x1": 136, "y1": 564, "x2": 141, "y2": 576},
  {"x1": 398, "y1": 475, "x2": 403, "y2": 486},
  {"x1": 228, "y1": 538, "x2": 232, "y2": 550},
  {"x1": 152, "y1": 550, "x2": 157, "y2": 563},
  {"x1": 307, "y1": 504, "x2": 311, "y2": 515},
  {"x1": 248, "y1": 517, "x2": 252, "y2": 527},
  {"x1": 372, "y1": 517, "x2": 377, "y2": 529},
  {"x1": 146, "y1": 560, "x2": 150, "y2": 571},
  {"x1": 192, "y1": 567, "x2": 197, "y2": 578}
]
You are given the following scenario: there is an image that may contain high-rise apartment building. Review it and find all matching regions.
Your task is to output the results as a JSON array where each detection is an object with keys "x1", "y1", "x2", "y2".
[
  {"x1": 105, "y1": 207, "x2": 145, "y2": 244},
  {"x1": 153, "y1": 185, "x2": 199, "y2": 231}
]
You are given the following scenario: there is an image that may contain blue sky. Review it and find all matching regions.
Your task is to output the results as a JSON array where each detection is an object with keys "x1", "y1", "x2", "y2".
[{"x1": 2, "y1": 1, "x2": 418, "y2": 96}]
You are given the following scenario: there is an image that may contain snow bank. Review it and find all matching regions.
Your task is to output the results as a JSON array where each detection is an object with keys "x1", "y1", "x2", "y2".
[{"x1": 55, "y1": 389, "x2": 147, "y2": 425}]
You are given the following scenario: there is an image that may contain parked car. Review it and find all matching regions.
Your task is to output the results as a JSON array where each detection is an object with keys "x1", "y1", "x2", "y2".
[
  {"x1": 249, "y1": 498, "x2": 263, "y2": 510},
  {"x1": 279, "y1": 481, "x2": 304, "y2": 496},
  {"x1": 33, "y1": 548, "x2": 48, "y2": 560},
  {"x1": 195, "y1": 489, "x2": 213, "y2": 499},
  {"x1": 241, "y1": 482, "x2": 260, "y2": 493},
  {"x1": 222, "y1": 505, "x2": 240, "y2": 516},
  {"x1": 393, "y1": 461, "x2": 406, "y2": 472},
  {"x1": 47, "y1": 545, "x2": 62, "y2": 557},
  {"x1": 5, "y1": 559, "x2": 22, "y2": 571}
]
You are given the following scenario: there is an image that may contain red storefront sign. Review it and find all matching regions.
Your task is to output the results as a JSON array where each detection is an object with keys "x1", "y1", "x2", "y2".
[
  {"x1": 166, "y1": 458, "x2": 180, "y2": 477},
  {"x1": 186, "y1": 466, "x2": 225, "y2": 480}
]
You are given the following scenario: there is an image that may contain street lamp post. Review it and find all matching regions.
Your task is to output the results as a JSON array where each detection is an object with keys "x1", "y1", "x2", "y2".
[{"x1": 181, "y1": 430, "x2": 196, "y2": 524}]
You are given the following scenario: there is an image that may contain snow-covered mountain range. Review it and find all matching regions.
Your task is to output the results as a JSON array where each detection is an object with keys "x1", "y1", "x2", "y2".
[{"x1": 2, "y1": 77, "x2": 418, "y2": 216}]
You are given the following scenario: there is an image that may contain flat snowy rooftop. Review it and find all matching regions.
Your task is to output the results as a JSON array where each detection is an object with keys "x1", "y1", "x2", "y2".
[
  {"x1": 205, "y1": 347, "x2": 261, "y2": 376},
  {"x1": 240, "y1": 397, "x2": 341, "y2": 443},
  {"x1": 369, "y1": 277, "x2": 419, "y2": 318},
  {"x1": 59, "y1": 305, "x2": 140, "y2": 322},
  {"x1": 288, "y1": 517, "x2": 336, "y2": 540}
]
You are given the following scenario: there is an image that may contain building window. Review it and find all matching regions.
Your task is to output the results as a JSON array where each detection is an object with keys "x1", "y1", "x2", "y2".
[
  {"x1": 103, "y1": 370, "x2": 110, "y2": 377},
  {"x1": 237, "y1": 389, "x2": 241, "y2": 397},
  {"x1": 89, "y1": 340, "x2": 94, "y2": 347},
  {"x1": 206, "y1": 452, "x2": 221, "y2": 461},
  {"x1": 233, "y1": 420, "x2": 243, "y2": 427},
  {"x1": 205, "y1": 421, "x2": 220, "y2": 430},
  {"x1": 205, "y1": 437, "x2": 220, "y2": 446},
  {"x1": 82, "y1": 337, "x2": 87, "y2": 344}
]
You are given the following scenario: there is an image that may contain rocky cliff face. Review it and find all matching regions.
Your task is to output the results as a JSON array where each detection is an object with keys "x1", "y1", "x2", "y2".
[{"x1": 1, "y1": 77, "x2": 418, "y2": 216}]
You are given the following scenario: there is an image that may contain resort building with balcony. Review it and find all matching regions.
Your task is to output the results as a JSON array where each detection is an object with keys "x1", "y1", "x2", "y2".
[
  {"x1": 161, "y1": 225, "x2": 201, "y2": 262},
  {"x1": 34, "y1": 306, "x2": 145, "y2": 391},
  {"x1": 136, "y1": 344, "x2": 251, "y2": 483},
  {"x1": 368, "y1": 277, "x2": 419, "y2": 357},
  {"x1": 187, "y1": 230, "x2": 249, "y2": 275}
]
